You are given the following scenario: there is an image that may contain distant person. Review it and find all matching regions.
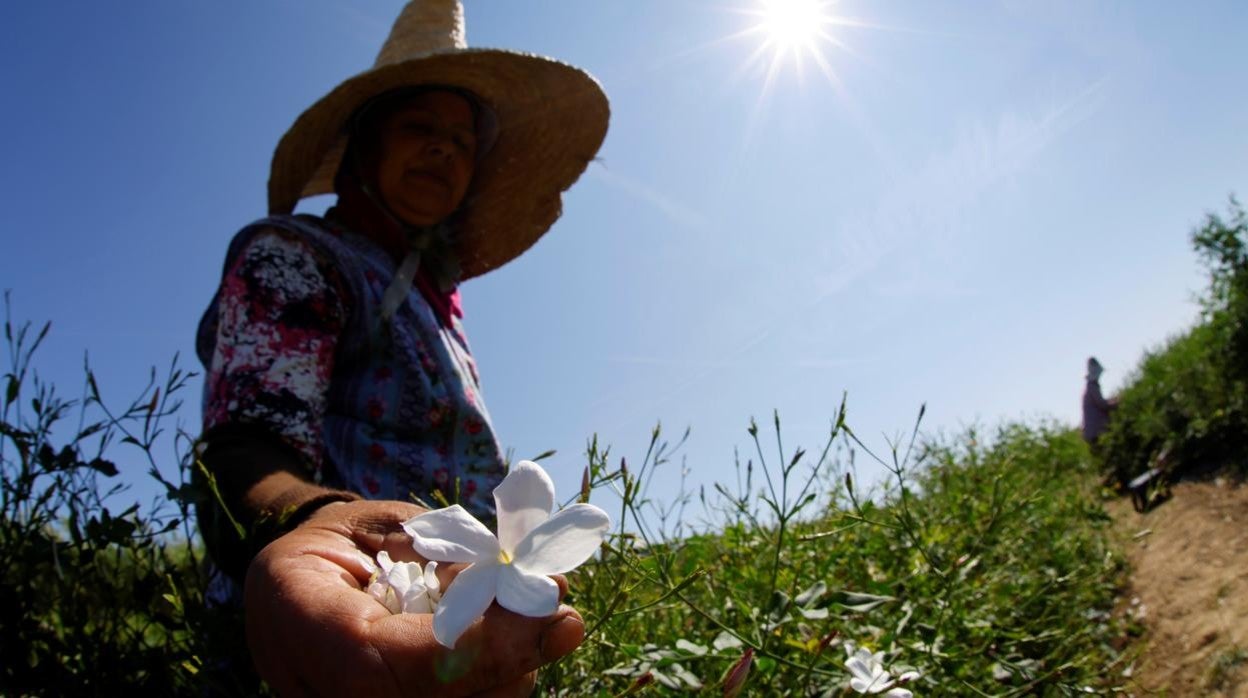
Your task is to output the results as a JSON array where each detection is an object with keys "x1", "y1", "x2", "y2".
[{"x1": 1081, "y1": 357, "x2": 1117, "y2": 446}]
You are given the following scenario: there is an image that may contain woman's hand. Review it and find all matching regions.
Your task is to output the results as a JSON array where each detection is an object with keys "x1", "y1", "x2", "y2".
[{"x1": 244, "y1": 499, "x2": 584, "y2": 697}]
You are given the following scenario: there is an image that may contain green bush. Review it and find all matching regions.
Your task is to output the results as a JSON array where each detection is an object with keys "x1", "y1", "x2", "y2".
[
  {"x1": 0, "y1": 295, "x2": 250, "y2": 696},
  {"x1": 1100, "y1": 197, "x2": 1248, "y2": 484}
]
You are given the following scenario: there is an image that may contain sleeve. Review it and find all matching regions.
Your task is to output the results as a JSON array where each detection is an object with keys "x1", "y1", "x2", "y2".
[{"x1": 201, "y1": 228, "x2": 349, "y2": 477}]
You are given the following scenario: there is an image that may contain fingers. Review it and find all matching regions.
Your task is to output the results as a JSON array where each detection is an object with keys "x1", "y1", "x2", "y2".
[
  {"x1": 538, "y1": 610, "x2": 585, "y2": 664},
  {"x1": 294, "y1": 499, "x2": 430, "y2": 583},
  {"x1": 551, "y1": 574, "x2": 569, "y2": 599},
  {"x1": 248, "y1": 499, "x2": 584, "y2": 696},
  {"x1": 378, "y1": 527, "x2": 427, "y2": 564},
  {"x1": 366, "y1": 602, "x2": 584, "y2": 695},
  {"x1": 246, "y1": 547, "x2": 397, "y2": 697}
]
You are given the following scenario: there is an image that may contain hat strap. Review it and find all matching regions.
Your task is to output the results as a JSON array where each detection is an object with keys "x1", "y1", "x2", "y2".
[
  {"x1": 378, "y1": 220, "x2": 461, "y2": 322},
  {"x1": 380, "y1": 248, "x2": 424, "y2": 322}
]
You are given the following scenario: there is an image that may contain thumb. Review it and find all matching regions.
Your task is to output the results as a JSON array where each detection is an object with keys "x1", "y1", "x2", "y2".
[{"x1": 367, "y1": 594, "x2": 583, "y2": 695}]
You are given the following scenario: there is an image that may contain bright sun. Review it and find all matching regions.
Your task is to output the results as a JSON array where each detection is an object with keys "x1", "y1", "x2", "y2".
[
  {"x1": 738, "y1": 0, "x2": 849, "y2": 90},
  {"x1": 758, "y1": 0, "x2": 827, "y2": 51}
]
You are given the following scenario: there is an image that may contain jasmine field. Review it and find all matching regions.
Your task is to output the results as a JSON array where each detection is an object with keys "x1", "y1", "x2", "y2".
[
  {"x1": 1, "y1": 302, "x2": 1133, "y2": 695},
  {"x1": 537, "y1": 417, "x2": 1130, "y2": 695}
]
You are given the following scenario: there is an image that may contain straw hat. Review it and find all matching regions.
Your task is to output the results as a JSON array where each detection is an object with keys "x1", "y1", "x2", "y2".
[{"x1": 268, "y1": 0, "x2": 609, "y2": 279}]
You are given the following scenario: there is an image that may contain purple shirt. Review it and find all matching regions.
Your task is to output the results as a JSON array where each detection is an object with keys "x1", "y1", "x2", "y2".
[{"x1": 1081, "y1": 378, "x2": 1112, "y2": 443}]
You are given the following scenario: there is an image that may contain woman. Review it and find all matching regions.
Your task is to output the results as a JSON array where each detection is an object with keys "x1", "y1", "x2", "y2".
[
  {"x1": 1081, "y1": 356, "x2": 1116, "y2": 447},
  {"x1": 194, "y1": 1, "x2": 608, "y2": 694}
]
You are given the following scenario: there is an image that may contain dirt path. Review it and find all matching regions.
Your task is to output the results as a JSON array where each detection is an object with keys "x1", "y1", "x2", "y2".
[{"x1": 1109, "y1": 475, "x2": 1248, "y2": 696}]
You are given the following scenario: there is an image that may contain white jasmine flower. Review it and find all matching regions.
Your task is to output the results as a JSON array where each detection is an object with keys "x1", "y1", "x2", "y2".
[
  {"x1": 845, "y1": 643, "x2": 920, "y2": 697},
  {"x1": 367, "y1": 550, "x2": 440, "y2": 614},
  {"x1": 402, "y1": 460, "x2": 611, "y2": 648}
]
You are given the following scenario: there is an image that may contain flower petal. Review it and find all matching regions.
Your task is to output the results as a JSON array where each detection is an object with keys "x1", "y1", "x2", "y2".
[
  {"x1": 496, "y1": 564, "x2": 560, "y2": 617},
  {"x1": 368, "y1": 580, "x2": 401, "y2": 614},
  {"x1": 432, "y1": 562, "x2": 499, "y2": 648},
  {"x1": 374, "y1": 551, "x2": 394, "y2": 574},
  {"x1": 424, "y1": 560, "x2": 440, "y2": 596},
  {"x1": 512, "y1": 503, "x2": 610, "y2": 575},
  {"x1": 400, "y1": 585, "x2": 433, "y2": 614},
  {"x1": 494, "y1": 460, "x2": 556, "y2": 553},
  {"x1": 850, "y1": 676, "x2": 875, "y2": 693},
  {"x1": 884, "y1": 690, "x2": 912, "y2": 698},
  {"x1": 846, "y1": 652, "x2": 875, "y2": 681},
  {"x1": 403, "y1": 505, "x2": 499, "y2": 563}
]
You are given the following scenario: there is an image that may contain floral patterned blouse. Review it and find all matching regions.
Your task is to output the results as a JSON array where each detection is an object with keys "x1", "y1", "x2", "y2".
[{"x1": 196, "y1": 214, "x2": 505, "y2": 521}]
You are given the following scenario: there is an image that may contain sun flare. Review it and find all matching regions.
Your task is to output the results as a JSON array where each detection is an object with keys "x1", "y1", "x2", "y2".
[
  {"x1": 739, "y1": 0, "x2": 849, "y2": 90},
  {"x1": 758, "y1": 0, "x2": 827, "y2": 52}
]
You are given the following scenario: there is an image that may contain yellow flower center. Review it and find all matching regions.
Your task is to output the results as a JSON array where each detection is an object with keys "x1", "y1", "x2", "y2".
[{"x1": 498, "y1": 549, "x2": 513, "y2": 565}]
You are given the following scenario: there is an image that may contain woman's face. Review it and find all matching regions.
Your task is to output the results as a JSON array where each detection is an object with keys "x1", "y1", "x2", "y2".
[{"x1": 371, "y1": 90, "x2": 477, "y2": 227}]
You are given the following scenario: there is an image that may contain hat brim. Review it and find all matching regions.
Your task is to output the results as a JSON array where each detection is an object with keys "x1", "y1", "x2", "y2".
[{"x1": 268, "y1": 48, "x2": 609, "y2": 279}]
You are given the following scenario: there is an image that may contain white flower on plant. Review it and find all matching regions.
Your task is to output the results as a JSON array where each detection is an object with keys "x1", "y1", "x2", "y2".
[
  {"x1": 402, "y1": 460, "x2": 611, "y2": 648},
  {"x1": 367, "y1": 550, "x2": 441, "y2": 614},
  {"x1": 845, "y1": 643, "x2": 920, "y2": 697}
]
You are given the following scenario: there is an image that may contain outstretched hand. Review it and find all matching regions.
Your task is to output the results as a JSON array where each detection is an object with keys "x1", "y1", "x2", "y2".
[{"x1": 244, "y1": 499, "x2": 584, "y2": 697}]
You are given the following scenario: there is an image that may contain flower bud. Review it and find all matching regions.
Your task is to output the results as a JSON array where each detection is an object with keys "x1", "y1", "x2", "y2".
[
  {"x1": 619, "y1": 671, "x2": 654, "y2": 695},
  {"x1": 722, "y1": 647, "x2": 755, "y2": 697},
  {"x1": 817, "y1": 629, "x2": 839, "y2": 655}
]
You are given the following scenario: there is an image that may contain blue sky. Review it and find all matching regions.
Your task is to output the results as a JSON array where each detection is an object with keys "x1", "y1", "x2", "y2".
[{"x1": 2, "y1": 1, "x2": 1246, "y2": 515}]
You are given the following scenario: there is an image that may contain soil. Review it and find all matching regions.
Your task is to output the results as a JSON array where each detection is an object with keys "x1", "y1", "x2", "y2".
[{"x1": 1108, "y1": 473, "x2": 1248, "y2": 697}]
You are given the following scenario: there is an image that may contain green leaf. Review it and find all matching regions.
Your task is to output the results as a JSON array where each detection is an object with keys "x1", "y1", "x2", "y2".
[
  {"x1": 753, "y1": 656, "x2": 777, "y2": 676},
  {"x1": 36, "y1": 443, "x2": 56, "y2": 469},
  {"x1": 76, "y1": 422, "x2": 106, "y2": 440},
  {"x1": 766, "y1": 590, "x2": 791, "y2": 619},
  {"x1": 87, "y1": 458, "x2": 118, "y2": 477},
  {"x1": 4, "y1": 374, "x2": 17, "y2": 406}
]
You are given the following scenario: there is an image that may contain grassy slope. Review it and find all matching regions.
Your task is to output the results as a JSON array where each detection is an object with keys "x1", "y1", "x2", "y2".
[
  {"x1": 545, "y1": 422, "x2": 1132, "y2": 696},
  {"x1": 3, "y1": 307, "x2": 1135, "y2": 695}
]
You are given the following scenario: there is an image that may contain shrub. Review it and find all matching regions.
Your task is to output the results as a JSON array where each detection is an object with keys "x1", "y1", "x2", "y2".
[
  {"x1": 0, "y1": 294, "x2": 249, "y2": 696},
  {"x1": 1099, "y1": 197, "x2": 1248, "y2": 483}
]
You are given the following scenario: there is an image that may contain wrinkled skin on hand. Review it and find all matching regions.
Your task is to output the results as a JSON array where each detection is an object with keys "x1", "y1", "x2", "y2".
[{"x1": 244, "y1": 499, "x2": 584, "y2": 697}]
